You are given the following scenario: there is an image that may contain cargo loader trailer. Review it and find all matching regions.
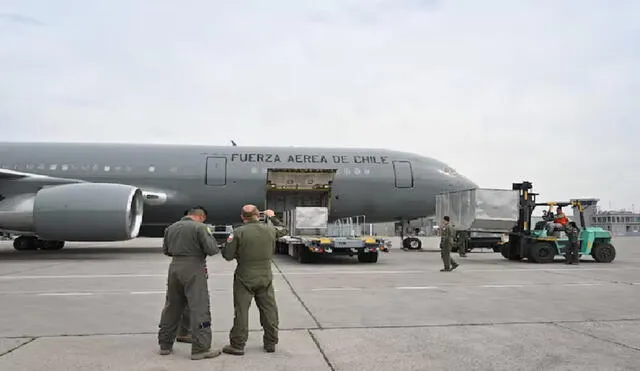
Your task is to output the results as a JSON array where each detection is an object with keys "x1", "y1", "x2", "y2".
[{"x1": 274, "y1": 207, "x2": 388, "y2": 264}]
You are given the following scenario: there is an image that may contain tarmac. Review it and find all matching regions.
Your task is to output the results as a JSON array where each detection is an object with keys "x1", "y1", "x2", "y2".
[{"x1": 0, "y1": 236, "x2": 639, "y2": 371}]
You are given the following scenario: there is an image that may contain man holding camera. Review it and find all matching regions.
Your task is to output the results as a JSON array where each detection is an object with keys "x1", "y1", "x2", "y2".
[{"x1": 220, "y1": 205, "x2": 288, "y2": 355}]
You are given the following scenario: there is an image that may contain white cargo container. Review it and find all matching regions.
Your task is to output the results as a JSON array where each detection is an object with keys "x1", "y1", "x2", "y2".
[
  {"x1": 435, "y1": 188, "x2": 520, "y2": 253},
  {"x1": 436, "y1": 188, "x2": 520, "y2": 231}
]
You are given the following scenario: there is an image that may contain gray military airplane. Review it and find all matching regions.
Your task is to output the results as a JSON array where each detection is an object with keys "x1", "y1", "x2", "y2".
[{"x1": 0, "y1": 142, "x2": 477, "y2": 252}]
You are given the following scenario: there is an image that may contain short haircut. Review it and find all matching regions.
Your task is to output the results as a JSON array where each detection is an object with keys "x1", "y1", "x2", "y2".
[
  {"x1": 187, "y1": 208, "x2": 207, "y2": 217},
  {"x1": 444, "y1": 216, "x2": 450, "y2": 222},
  {"x1": 241, "y1": 205, "x2": 259, "y2": 219}
]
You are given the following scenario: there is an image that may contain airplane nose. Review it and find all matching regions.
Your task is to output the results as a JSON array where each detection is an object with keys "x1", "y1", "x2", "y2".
[
  {"x1": 461, "y1": 177, "x2": 478, "y2": 190},
  {"x1": 450, "y1": 176, "x2": 477, "y2": 191}
]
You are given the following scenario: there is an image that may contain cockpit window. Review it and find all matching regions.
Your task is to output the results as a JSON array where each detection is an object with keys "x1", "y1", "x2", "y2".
[{"x1": 439, "y1": 165, "x2": 458, "y2": 176}]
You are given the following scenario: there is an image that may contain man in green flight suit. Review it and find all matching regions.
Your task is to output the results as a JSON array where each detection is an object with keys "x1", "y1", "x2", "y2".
[
  {"x1": 157, "y1": 207, "x2": 221, "y2": 360},
  {"x1": 440, "y1": 216, "x2": 459, "y2": 272},
  {"x1": 564, "y1": 221, "x2": 580, "y2": 265},
  {"x1": 173, "y1": 207, "x2": 210, "y2": 345},
  {"x1": 221, "y1": 205, "x2": 289, "y2": 355}
]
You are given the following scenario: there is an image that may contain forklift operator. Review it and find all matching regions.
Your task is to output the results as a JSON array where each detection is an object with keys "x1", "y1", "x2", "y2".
[{"x1": 546, "y1": 205, "x2": 568, "y2": 235}]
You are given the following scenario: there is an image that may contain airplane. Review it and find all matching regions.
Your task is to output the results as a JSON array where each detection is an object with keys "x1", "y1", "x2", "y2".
[{"x1": 0, "y1": 142, "x2": 477, "y2": 252}]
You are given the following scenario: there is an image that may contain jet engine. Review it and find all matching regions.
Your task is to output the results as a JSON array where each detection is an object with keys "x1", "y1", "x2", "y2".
[{"x1": 0, "y1": 183, "x2": 144, "y2": 241}]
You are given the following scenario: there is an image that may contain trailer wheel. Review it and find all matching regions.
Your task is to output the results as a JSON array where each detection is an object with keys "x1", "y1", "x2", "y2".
[
  {"x1": 403, "y1": 237, "x2": 422, "y2": 250},
  {"x1": 298, "y1": 246, "x2": 314, "y2": 264},
  {"x1": 591, "y1": 243, "x2": 616, "y2": 263},
  {"x1": 274, "y1": 241, "x2": 284, "y2": 254},
  {"x1": 358, "y1": 252, "x2": 378, "y2": 263},
  {"x1": 529, "y1": 242, "x2": 555, "y2": 263}
]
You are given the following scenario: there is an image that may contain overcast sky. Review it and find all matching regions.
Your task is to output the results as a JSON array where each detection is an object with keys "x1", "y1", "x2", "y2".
[{"x1": 1, "y1": 0, "x2": 638, "y2": 212}]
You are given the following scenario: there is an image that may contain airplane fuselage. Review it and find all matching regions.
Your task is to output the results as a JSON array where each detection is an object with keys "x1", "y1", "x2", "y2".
[{"x1": 0, "y1": 143, "x2": 477, "y2": 237}]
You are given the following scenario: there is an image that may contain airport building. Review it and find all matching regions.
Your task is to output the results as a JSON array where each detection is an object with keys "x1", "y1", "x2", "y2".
[{"x1": 590, "y1": 210, "x2": 640, "y2": 236}]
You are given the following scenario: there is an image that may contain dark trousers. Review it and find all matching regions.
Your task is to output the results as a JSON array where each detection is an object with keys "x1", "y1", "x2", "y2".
[
  {"x1": 565, "y1": 242, "x2": 580, "y2": 263},
  {"x1": 440, "y1": 244, "x2": 457, "y2": 270}
]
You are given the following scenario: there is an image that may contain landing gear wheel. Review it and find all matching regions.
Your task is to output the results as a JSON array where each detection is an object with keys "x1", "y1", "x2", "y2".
[
  {"x1": 528, "y1": 242, "x2": 555, "y2": 263},
  {"x1": 591, "y1": 243, "x2": 616, "y2": 263},
  {"x1": 13, "y1": 236, "x2": 39, "y2": 251},
  {"x1": 402, "y1": 237, "x2": 422, "y2": 250},
  {"x1": 41, "y1": 241, "x2": 65, "y2": 250},
  {"x1": 358, "y1": 252, "x2": 378, "y2": 263}
]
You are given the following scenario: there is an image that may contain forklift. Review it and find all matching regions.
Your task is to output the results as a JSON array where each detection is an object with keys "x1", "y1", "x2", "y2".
[{"x1": 500, "y1": 181, "x2": 616, "y2": 263}]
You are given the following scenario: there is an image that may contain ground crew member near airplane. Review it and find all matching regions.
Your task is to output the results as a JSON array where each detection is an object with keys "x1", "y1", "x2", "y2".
[
  {"x1": 173, "y1": 207, "x2": 211, "y2": 345},
  {"x1": 564, "y1": 221, "x2": 580, "y2": 265},
  {"x1": 220, "y1": 205, "x2": 288, "y2": 355},
  {"x1": 157, "y1": 207, "x2": 221, "y2": 360},
  {"x1": 440, "y1": 216, "x2": 459, "y2": 272}
]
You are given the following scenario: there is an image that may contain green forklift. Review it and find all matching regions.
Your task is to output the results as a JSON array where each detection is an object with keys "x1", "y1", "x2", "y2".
[{"x1": 500, "y1": 181, "x2": 616, "y2": 263}]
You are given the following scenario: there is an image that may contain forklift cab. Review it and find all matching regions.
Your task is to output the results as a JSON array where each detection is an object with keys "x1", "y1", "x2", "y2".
[
  {"x1": 532, "y1": 201, "x2": 590, "y2": 240},
  {"x1": 532, "y1": 206, "x2": 570, "y2": 238}
]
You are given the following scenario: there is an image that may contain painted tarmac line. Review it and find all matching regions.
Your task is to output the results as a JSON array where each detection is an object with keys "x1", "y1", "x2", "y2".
[
  {"x1": 0, "y1": 267, "x2": 637, "y2": 280},
  {"x1": 478, "y1": 285, "x2": 525, "y2": 288},
  {"x1": 129, "y1": 289, "x2": 282, "y2": 294},
  {"x1": 0, "y1": 284, "x2": 622, "y2": 297},
  {"x1": 560, "y1": 283, "x2": 603, "y2": 286},
  {"x1": 37, "y1": 292, "x2": 95, "y2": 296}
]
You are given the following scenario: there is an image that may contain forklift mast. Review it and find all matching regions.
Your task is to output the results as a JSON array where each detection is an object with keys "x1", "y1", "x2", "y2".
[{"x1": 512, "y1": 181, "x2": 537, "y2": 233}]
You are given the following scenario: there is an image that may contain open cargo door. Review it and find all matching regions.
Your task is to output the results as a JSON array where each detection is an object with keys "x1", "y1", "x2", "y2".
[{"x1": 265, "y1": 169, "x2": 336, "y2": 218}]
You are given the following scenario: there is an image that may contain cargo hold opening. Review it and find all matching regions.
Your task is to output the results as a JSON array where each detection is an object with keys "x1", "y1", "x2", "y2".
[{"x1": 265, "y1": 169, "x2": 335, "y2": 218}]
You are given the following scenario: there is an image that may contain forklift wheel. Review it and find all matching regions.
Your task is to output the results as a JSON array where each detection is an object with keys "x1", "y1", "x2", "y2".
[
  {"x1": 529, "y1": 242, "x2": 555, "y2": 263},
  {"x1": 591, "y1": 243, "x2": 616, "y2": 263}
]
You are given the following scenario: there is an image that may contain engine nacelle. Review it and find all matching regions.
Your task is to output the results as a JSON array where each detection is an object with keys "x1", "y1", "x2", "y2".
[{"x1": 0, "y1": 183, "x2": 144, "y2": 241}]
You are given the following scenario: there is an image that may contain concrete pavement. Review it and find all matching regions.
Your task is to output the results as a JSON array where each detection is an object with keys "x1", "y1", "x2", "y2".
[{"x1": 0, "y1": 236, "x2": 639, "y2": 370}]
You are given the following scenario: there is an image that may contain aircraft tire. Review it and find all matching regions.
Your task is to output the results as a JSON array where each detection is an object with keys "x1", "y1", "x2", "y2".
[
  {"x1": 13, "y1": 236, "x2": 39, "y2": 251},
  {"x1": 403, "y1": 237, "x2": 422, "y2": 250},
  {"x1": 41, "y1": 241, "x2": 65, "y2": 250}
]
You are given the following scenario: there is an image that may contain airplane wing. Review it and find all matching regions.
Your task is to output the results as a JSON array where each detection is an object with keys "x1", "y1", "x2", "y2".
[
  {"x1": 0, "y1": 168, "x2": 85, "y2": 185},
  {"x1": 0, "y1": 167, "x2": 166, "y2": 203}
]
